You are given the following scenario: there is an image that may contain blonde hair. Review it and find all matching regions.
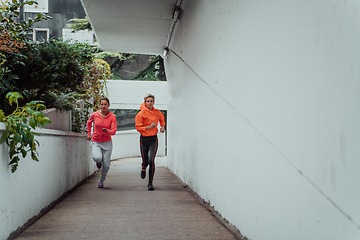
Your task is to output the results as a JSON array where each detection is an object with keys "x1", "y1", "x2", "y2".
[{"x1": 144, "y1": 94, "x2": 155, "y2": 102}]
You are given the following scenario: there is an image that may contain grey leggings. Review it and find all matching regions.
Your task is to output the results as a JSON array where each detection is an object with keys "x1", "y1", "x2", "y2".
[{"x1": 91, "y1": 140, "x2": 113, "y2": 183}]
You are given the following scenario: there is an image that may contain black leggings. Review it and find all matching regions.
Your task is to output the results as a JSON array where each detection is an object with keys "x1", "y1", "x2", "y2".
[{"x1": 140, "y1": 135, "x2": 158, "y2": 184}]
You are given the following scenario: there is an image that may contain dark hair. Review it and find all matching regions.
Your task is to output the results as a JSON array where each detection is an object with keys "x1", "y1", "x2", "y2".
[{"x1": 99, "y1": 97, "x2": 110, "y2": 105}]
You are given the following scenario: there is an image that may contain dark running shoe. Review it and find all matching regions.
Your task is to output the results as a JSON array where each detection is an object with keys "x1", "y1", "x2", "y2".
[
  {"x1": 96, "y1": 162, "x2": 102, "y2": 169},
  {"x1": 98, "y1": 181, "x2": 104, "y2": 188},
  {"x1": 148, "y1": 184, "x2": 154, "y2": 191},
  {"x1": 141, "y1": 170, "x2": 146, "y2": 179}
]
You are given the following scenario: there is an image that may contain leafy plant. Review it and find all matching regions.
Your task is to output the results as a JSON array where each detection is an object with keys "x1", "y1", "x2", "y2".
[
  {"x1": 47, "y1": 58, "x2": 111, "y2": 133},
  {"x1": 64, "y1": 17, "x2": 92, "y2": 33},
  {"x1": 0, "y1": 29, "x2": 25, "y2": 100},
  {"x1": 132, "y1": 55, "x2": 166, "y2": 81},
  {"x1": 0, "y1": 0, "x2": 51, "y2": 40},
  {"x1": 82, "y1": 58, "x2": 110, "y2": 111},
  {"x1": 0, "y1": 0, "x2": 51, "y2": 114},
  {"x1": 71, "y1": 102, "x2": 92, "y2": 133},
  {"x1": 13, "y1": 39, "x2": 93, "y2": 104},
  {"x1": 92, "y1": 50, "x2": 137, "y2": 80},
  {"x1": 0, "y1": 92, "x2": 51, "y2": 173}
]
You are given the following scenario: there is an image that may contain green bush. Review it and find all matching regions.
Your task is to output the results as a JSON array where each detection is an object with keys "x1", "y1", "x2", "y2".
[
  {"x1": 0, "y1": 92, "x2": 51, "y2": 173},
  {"x1": 0, "y1": 0, "x2": 51, "y2": 114},
  {"x1": 12, "y1": 39, "x2": 93, "y2": 107}
]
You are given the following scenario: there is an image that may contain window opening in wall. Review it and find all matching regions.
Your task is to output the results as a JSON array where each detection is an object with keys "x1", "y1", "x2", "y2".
[
  {"x1": 26, "y1": 32, "x2": 33, "y2": 41},
  {"x1": 110, "y1": 109, "x2": 137, "y2": 132},
  {"x1": 33, "y1": 28, "x2": 49, "y2": 41},
  {"x1": 101, "y1": 54, "x2": 167, "y2": 81}
]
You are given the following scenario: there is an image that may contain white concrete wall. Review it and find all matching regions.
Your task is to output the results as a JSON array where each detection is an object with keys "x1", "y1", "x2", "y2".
[
  {"x1": 106, "y1": 80, "x2": 171, "y2": 110},
  {"x1": 112, "y1": 129, "x2": 166, "y2": 159},
  {"x1": 0, "y1": 124, "x2": 94, "y2": 240},
  {"x1": 165, "y1": 1, "x2": 360, "y2": 239},
  {"x1": 62, "y1": 28, "x2": 97, "y2": 46},
  {"x1": 42, "y1": 108, "x2": 72, "y2": 132}
]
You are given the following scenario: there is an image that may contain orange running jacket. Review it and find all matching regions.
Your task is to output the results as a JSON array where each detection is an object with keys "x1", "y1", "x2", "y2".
[
  {"x1": 135, "y1": 102, "x2": 165, "y2": 137},
  {"x1": 87, "y1": 110, "x2": 117, "y2": 142}
]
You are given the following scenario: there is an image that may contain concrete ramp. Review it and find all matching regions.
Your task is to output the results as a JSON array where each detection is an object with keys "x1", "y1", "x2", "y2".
[{"x1": 13, "y1": 157, "x2": 243, "y2": 240}]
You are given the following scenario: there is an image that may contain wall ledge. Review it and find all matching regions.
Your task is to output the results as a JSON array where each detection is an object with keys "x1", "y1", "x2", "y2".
[{"x1": 0, "y1": 122, "x2": 86, "y2": 138}]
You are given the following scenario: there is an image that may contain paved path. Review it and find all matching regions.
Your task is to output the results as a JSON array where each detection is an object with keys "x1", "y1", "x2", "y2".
[{"x1": 14, "y1": 157, "x2": 241, "y2": 240}]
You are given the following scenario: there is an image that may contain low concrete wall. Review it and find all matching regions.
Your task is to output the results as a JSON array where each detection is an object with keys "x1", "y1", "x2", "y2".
[
  {"x1": 42, "y1": 108, "x2": 72, "y2": 132},
  {"x1": 111, "y1": 129, "x2": 166, "y2": 159},
  {"x1": 0, "y1": 123, "x2": 94, "y2": 240}
]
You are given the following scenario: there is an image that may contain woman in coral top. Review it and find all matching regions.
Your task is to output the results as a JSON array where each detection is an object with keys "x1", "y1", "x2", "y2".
[
  {"x1": 135, "y1": 94, "x2": 165, "y2": 191},
  {"x1": 87, "y1": 97, "x2": 117, "y2": 188}
]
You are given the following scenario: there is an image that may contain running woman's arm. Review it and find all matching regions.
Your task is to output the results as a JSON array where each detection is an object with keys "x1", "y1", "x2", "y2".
[
  {"x1": 104, "y1": 115, "x2": 117, "y2": 135},
  {"x1": 159, "y1": 110, "x2": 165, "y2": 133},
  {"x1": 86, "y1": 114, "x2": 95, "y2": 140},
  {"x1": 135, "y1": 113, "x2": 146, "y2": 134}
]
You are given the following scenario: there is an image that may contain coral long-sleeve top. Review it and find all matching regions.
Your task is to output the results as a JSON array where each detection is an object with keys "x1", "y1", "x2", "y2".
[
  {"x1": 135, "y1": 103, "x2": 165, "y2": 137},
  {"x1": 87, "y1": 110, "x2": 117, "y2": 142}
]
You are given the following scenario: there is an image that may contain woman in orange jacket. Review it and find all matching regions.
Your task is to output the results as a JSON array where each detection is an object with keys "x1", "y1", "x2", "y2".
[
  {"x1": 87, "y1": 97, "x2": 117, "y2": 188},
  {"x1": 135, "y1": 94, "x2": 165, "y2": 191}
]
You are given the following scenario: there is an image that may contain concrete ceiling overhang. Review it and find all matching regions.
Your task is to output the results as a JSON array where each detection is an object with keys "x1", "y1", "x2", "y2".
[{"x1": 80, "y1": 0, "x2": 179, "y2": 55}]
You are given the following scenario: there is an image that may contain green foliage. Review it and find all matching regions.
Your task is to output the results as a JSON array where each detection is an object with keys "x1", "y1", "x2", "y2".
[
  {"x1": 1, "y1": 39, "x2": 93, "y2": 115},
  {"x1": 0, "y1": 0, "x2": 51, "y2": 69},
  {"x1": 0, "y1": 0, "x2": 51, "y2": 40},
  {"x1": 52, "y1": 91, "x2": 83, "y2": 112},
  {"x1": 93, "y1": 50, "x2": 133, "y2": 61},
  {"x1": 2, "y1": 37, "x2": 109, "y2": 133},
  {"x1": 87, "y1": 46, "x2": 137, "y2": 80},
  {"x1": 109, "y1": 68, "x2": 121, "y2": 80},
  {"x1": 82, "y1": 58, "x2": 110, "y2": 111},
  {"x1": 64, "y1": 17, "x2": 92, "y2": 33},
  {"x1": 0, "y1": 92, "x2": 51, "y2": 173},
  {"x1": 0, "y1": 39, "x2": 93, "y2": 116},
  {"x1": 13, "y1": 39, "x2": 93, "y2": 101},
  {"x1": 48, "y1": 58, "x2": 111, "y2": 133},
  {"x1": 132, "y1": 55, "x2": 166, "y2": 81},
  {"x1": 71, "y1": 56, "x2": 111, "y2": 133},
  {"x1": 64, "y1": 17, "x2": 96, "y2": 43},
  {"x1": 0, "y1": 0, "x2": 51, "y2": 114},
  {"x1": 92, "y1": 50, "x2": 136, "y2": 79},
  {"x1": 0, "y1": 1, "x2": 110, "y2": 173},
  {"x1": 71, "y1": 102, "x2": 92, "y2": 133}
]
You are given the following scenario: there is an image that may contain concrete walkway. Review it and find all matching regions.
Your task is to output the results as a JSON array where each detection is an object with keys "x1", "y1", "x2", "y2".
[{"x1": 13, "y1": 157, "x2": 242, "y2": 240}]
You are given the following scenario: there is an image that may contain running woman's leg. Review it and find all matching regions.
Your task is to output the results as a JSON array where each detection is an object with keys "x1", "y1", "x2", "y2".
[
  {"x1": 148, "y1": 136, "x2": 158, "y2": 185},
  {"x1": 140, "y1": 137, "x2": 150, "y2": 172},
  {"x1": 91, "y1": 142, "x2": 103, "y2": 164},
  {"x1": 99, "y1": 140, "x2": 113, "y2": 183}
]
